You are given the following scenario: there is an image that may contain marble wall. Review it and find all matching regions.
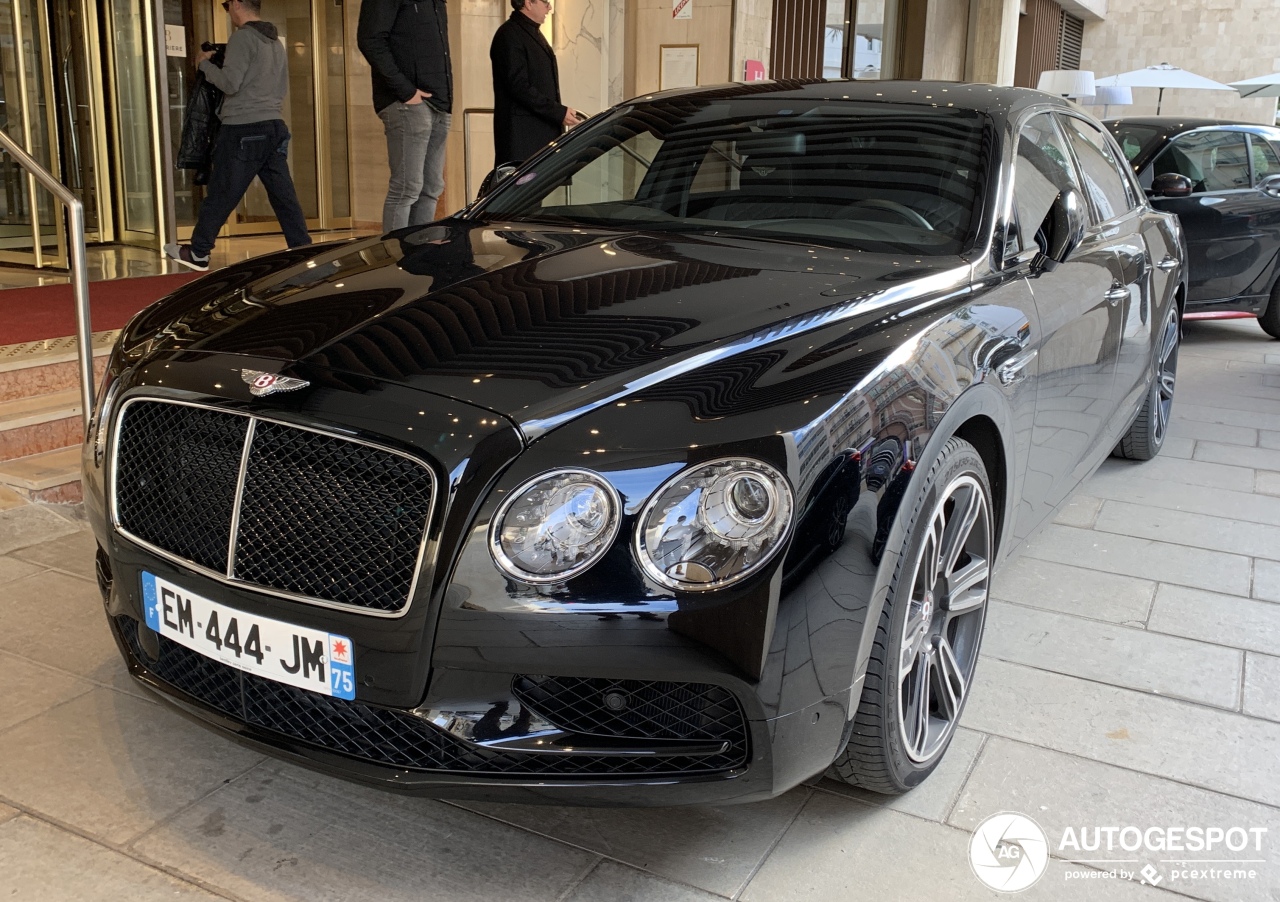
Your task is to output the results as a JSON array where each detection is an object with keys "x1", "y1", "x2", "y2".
[
  {"x1": 1080, "y1": 0, "x2": 1278, "y2": 124},
  {"x1": 733, "y1": 0, "x2": 772, "y2": 82}
]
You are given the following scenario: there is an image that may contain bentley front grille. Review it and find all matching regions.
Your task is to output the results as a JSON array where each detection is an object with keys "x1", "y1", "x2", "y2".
[{"x1": 112, "y1": 399, "x2": 435, "y2": 614}]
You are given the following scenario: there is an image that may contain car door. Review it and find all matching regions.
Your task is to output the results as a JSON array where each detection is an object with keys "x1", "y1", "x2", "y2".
[
  {"x1": 1247, "y1": 134, "x2": 1280, "y2": 299},
  {"x1": 1142, "y1": 128, "x2": 1260, "y2": 305},
  {"x1": 1013, "y1": 112, "x2": 1123, "y2": 522},
  {"x1": 1056, "y1": 112, "x2": 1158, "y2": 432}
]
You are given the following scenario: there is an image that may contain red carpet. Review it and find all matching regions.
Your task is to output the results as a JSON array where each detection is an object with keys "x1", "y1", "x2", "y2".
[{"x1": 0, "y1": 272, "x2": 203, "y2": 345}]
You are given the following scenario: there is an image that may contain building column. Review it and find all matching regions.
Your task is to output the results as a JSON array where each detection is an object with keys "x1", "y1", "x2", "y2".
[{"x1": 965, "y1": 0, "x2": 1019, "y2": 86}]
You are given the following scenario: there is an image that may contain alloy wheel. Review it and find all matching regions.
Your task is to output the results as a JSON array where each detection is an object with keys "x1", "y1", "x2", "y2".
[{"x1": 896, "y1": 473, "x2": 991, "y2": 763}]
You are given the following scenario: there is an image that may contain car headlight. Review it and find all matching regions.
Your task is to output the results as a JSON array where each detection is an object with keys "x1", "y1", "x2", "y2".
[
  {"x1": 635, "y1": 458, "x2": 794, "y2": 591},
  {"x1": 490, "y1": 469, "x2": 622, "y2": 583}
]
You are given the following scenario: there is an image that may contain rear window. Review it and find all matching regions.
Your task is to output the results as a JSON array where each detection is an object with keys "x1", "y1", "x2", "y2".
[{"x1": 1105, "y1": 123, "x2": 1164, "y2": 163}]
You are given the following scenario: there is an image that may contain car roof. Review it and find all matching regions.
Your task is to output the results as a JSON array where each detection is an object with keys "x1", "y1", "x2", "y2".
[{"x1": 630, "y1": 78, "x2": 1075, "y2": 123}]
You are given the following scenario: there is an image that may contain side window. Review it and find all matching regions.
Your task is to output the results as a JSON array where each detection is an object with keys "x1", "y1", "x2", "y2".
[
  {"x1": 1014, "y1": 114, "x2": 1082, "y2": 253},
  {"x1": 1250, "y1": 136, "x2": 1280, "y2": 185},
  {"x1": 1058, "y1": 115, "x2": 1135, "y2": 222},
  {"x1": 1151, "y1": 130, "x2": 1250, "y2": 194}
]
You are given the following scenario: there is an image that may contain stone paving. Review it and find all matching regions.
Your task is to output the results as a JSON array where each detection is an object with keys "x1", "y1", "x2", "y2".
[{"x1": 0, "y1": 318, "x2": 1277, "y2": 901}]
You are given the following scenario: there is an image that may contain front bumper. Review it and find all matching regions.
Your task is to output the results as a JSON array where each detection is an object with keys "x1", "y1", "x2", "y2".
[{"x1": 97, "y1": 541, "x2": 852, "y2": 806}]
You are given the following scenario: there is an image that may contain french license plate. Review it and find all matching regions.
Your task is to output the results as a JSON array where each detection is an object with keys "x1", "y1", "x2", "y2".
[{"x1": 141, "y1": 571, "x2": 355, "y2": 700}]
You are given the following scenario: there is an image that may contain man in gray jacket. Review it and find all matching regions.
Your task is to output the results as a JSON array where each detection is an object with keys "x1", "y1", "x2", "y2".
[{"x1": 165, "y1": 0, "x2": 310, "y2": 271}]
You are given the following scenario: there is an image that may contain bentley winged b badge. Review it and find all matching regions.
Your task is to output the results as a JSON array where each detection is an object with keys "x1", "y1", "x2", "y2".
[{"x1": 240, "y1": 369, "x2": 309, "y2": 397}]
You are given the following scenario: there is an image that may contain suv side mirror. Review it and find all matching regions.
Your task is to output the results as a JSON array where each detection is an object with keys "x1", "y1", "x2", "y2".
[
  {"x1": 476, "y1": 162, "x2": 521, "y2": 200},
  {"x1": 1033, "y1": 187, "x2": 1087, "y2": 274},
  {"x1": 1260, "y1": 174, "x2": 1280, "y2": 199},
  {"x1": 1151, "y1": 172, "x2": 1194, "y2": 198}
]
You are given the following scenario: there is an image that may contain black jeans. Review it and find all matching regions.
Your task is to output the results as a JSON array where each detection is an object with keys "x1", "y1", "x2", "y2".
[{"x1": 191, "y1": 119, "x2": 311, "y2": 257}]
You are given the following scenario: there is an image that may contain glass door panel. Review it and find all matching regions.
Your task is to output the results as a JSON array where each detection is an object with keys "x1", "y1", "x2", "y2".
[
  {"x1": 235, "y1": 0, "x2": 320, "y2": 228},
  {"x1": 110, "y1": 0, "x2": 160, "y2": 237},
  {"x1": 0, "y1": 0, "x2": 63, "y2": 266},
  {"x1": 171, "y1": 0, "x2": 215, "y2": 233},
  {"x1": 324, "y1": 0, "x2": 348, "y2": 221}
]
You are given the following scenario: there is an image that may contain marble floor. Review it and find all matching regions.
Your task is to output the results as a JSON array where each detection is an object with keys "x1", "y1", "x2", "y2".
[{"x1": 0, "y1": 230, "x2": 381, "y2": 291}]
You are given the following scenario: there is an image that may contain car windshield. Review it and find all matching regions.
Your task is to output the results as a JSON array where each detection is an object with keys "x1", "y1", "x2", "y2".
[
  {"x1": 1105, "y1": 122, "x2": 1164, "y2": 162},
  {"x1": 475, "y1": 99, "x2": 990, "y2": 255}
]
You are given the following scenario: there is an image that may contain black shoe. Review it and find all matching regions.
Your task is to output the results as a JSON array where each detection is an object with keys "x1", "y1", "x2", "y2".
[{"x1": 164, "y1": 243, "x2": 210, "y2": 272}]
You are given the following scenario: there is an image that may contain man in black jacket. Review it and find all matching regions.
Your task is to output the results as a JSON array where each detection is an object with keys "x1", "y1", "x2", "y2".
[
  {"x1": 490, "y1": 0, "x2": 583, "y2": 168},
  {"x1": 357, "y1": 0, "x2": 453, "y2": 231}
]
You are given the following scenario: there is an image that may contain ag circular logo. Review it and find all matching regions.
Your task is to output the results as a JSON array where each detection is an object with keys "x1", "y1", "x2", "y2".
[{"x1": 969, "y1": 812, "x2": 1050, "y2": 892}]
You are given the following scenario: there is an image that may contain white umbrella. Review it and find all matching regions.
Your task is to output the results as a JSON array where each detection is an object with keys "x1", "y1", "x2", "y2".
[
  {"x1": 1095, "y1": 62, "x2": 1235, "y2": 114},
  {"x1": 1230, "y1": 73, "x2": 1280, "y2": 99}
]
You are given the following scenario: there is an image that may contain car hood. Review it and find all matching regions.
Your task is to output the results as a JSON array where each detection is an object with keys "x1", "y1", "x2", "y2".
[{"x1": 122, "y1": 220, "x2": 972, "y2": 436}]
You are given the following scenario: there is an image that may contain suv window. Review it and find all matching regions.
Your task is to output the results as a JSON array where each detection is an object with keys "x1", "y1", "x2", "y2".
[
  {"x1": 1150, "y1": 130, "x2": 1250, "y2": 193},
  {"x1": 1058, "y1": 114, "x2": 1135, "y2": 222},
  {"x1": 1014, "y1": 113, "x2": 1082, "y2": 254},
  {"x1": 1250, "y1": 135, "x2": 1280, "y2": 185}
]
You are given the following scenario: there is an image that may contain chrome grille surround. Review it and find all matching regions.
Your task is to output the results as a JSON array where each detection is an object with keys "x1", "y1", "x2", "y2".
[{"x1": 109, "y1": 396, "x2": 437, "y2": 617}]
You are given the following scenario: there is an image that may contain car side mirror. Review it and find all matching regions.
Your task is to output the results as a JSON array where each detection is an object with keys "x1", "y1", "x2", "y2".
[
  {"x1": 476, "y1": 162, "x2": 521, "y2": 201},
  {"x1": 1033, "y1": 187, "x2": 1087, "y2": 274},
  {"x1": 1260, "y1": 174, "x2": 1280, "y2": 199},
  {"x1": 1151, "y1": 172, "x2": 1194, "y2": 198}
]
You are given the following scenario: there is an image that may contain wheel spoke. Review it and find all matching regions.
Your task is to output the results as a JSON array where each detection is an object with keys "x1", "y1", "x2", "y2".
[
  {"x1": 939, "y1": 486, "x2": 981, "y2": 578},
  {"x1": 1161, "y1": 320, "x2": 1179, "y2": 360},
  {"x1": 1160, "y1": 372, "x2": 1176, "y2": 398},
  {"x1": 946, "y1": 556, "x2": 989, "y2": 614},
  {"x1": 911, "y1": 653, "x2": 932, "y2": 756},
  {"x1": 934, "y1": 639, "x2": 966, "y2": 721},
  {"x1": 900, "y1": 613, "x2": 928, "y2": 674}
]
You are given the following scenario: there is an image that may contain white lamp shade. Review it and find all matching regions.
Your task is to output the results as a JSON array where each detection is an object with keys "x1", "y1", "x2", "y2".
[
  {"x1": 1037, "y1": 69, "x2": 1097, "y2": 98},
  {"x1": 1081, "y1": 85, "x2": 1133, "y2": 106}
]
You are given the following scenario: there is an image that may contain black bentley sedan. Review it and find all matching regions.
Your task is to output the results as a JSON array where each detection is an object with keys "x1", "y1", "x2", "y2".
[
  {"x1": 85, "y1": 81, "x2": 1184, "y2": 806},
  {"x1": 1106, "y1": 117, "x2": 1280, "y2": 337}
]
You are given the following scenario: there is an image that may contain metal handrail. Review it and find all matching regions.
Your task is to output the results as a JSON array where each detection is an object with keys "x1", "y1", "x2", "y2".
[{"x1": 0, "y1": 130, "x2": 94, "y2": 427}]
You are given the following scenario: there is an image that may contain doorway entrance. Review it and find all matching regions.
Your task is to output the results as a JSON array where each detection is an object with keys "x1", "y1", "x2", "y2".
[
  {"x1": 0, "y1": 0, "x2": 110, "y2": 267},
  {"x1": 173, "y1": 0, "x2": 352, "y2": 240}
]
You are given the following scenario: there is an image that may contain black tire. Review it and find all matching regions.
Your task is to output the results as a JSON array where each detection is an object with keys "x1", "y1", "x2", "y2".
[
  {"x1": 1260, "y1": 282, "x2": 1280, "y2": 340},
  {"x1": 829, "y1": 437, "x2": 992, "y2": 794},
  {"x1": 1114, "y1": 305, "x2": 1180, "y2": 461}
]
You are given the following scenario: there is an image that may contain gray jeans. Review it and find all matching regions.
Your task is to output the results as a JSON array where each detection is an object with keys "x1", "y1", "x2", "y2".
[{"x1": 378, "y1": 101, "x2": 451, "y2": 232}]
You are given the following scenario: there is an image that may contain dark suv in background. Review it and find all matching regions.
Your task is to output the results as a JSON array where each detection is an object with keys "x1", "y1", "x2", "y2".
[{"x1": 1107, "y1": 117, "x2": 1280, "y2": 337}]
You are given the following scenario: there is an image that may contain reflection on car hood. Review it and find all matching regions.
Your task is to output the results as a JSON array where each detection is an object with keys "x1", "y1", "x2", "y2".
[{"x1": 122, "y1": 220, "x2": 971, "y2": 434}]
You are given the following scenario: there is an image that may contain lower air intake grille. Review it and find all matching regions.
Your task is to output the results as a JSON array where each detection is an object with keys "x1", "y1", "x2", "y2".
[
  {"x1": 116, "y1": 617, "x2": 748, "y2": 777},
  {"x1": 512, "y1": 674, "x2": 747, "y2": 744}
]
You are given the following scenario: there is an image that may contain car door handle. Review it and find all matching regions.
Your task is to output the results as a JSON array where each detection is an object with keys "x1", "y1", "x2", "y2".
[
  {"x1": 1105, "y1": 286, "x2": 1129, "y2": 305},
  {"x1": 997, "y1": 348, "x2": 1037, "y2": 386},
  {"x1": 1156, "y1": 256, "x2": 1179, "y2": 272}
]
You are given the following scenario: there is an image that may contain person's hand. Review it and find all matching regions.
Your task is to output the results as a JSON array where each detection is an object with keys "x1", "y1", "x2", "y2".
[
  {"x1": 405, "y1": 89, "x2": 433, "y2": 105},
  {"x1": 563, "y1": 108, "x2": 584, "y2": 128},
  {"x1": 196, "y1": 49, "x2": 215, "y2": 64}
]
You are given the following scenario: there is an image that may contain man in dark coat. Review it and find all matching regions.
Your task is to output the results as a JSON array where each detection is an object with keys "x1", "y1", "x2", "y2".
[{"x1": 490, "y1": 0, "x2": 583, "y2": 168}]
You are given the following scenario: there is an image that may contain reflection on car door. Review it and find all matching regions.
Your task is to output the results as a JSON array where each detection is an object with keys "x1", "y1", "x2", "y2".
[
  {"x1": 1144, "y1": 129, "x2": 1268, "y2": 306},
  {"x1": 1057, "y1": 113, "x2": 1156, "y2": 434},
  {"x1": 1013, "y1": 113, "x2": 1122, "y2": 524}
]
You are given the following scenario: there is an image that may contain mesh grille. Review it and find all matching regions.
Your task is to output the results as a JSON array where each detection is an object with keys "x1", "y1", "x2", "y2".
[
  {"x1": 114, "y1": 403, "x2": 245, "y2": 573},
  {"x1": 233, "y1": 421, "x2": 435, "y2": 611},
  {"x1": 116, "y1": 617, "x2": 748, "y2": 778},
  {"x1": 513, "y1": 675, "x2": 746, "y2": 744},
  {"x1": 113, "y1": 400, "x2": 434, "y2": 613}
]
